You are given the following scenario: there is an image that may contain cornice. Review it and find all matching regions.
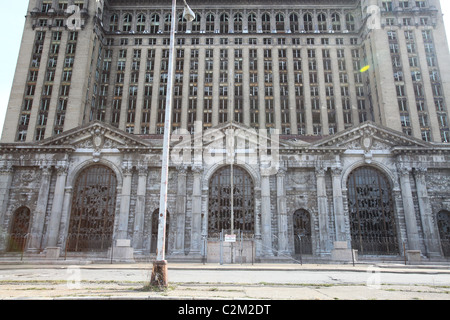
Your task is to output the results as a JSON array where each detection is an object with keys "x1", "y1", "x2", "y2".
[
  {"x1": 0, "y1": 145, "x2": 75, "y2": 154},
  {"x1": 106, "y1": 0, "x2": 359, "y2": 9}
]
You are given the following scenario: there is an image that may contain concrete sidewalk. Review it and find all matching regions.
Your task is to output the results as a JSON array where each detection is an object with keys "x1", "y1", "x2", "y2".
[
  {"x1": 0, "y1": 261, "x2": 449, "y2": 300},
  {"x1": 0, "y1": 260, "x2": 449, "y2": 274}
]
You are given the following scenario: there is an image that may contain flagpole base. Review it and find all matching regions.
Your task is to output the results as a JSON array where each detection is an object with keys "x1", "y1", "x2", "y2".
[{"x1": 150, "y1": 260, "x2": 168, "y2": 288}]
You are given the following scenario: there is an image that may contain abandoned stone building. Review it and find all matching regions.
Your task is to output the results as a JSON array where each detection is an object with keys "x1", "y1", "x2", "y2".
[{"x1": 0, "y1": 0, "x2": 449, "y2": 263}]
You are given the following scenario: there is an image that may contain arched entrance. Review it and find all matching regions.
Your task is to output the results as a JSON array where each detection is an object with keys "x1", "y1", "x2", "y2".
[
  {"x1": 150, "y1": 209, "x2": 170, "y2": 255},
  {"x1": 7, "y1": 207, "x2": 31, "y2": 252},
  {"x1": 67, "y1": 165, "x2": 117, "y2": 252},
  {"x1": 207, "y1": 166, "x2": 255, "y2": 263},
  {"x1": 437, "y1": 210, "x2": 450, "y2": 257},
  {"x1": 208, "y1": 166, "x2": 255, "y2": 237},
  {"x1": 293, "y1": 209, "x2": 312, "y2": 255},
  {"x1": 347, "y1": 166, "x2": 399, "y2": 255}
]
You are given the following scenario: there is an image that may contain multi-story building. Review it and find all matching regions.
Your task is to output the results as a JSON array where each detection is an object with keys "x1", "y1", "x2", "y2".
[{"x1": 0, "y1": 0, "x2": 449, "y2": 263}]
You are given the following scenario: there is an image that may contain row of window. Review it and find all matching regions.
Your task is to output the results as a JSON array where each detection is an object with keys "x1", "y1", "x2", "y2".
[
  {"x1": 108, "y1": 11, "x2": 357, "y2": 34},
  {"x1": 88, "y1": 43, "x2": 366, "y2": 136},
  {"x1": 105, "y1": 36, "x2": 360, "y2": 47},
  {"x1": 381, "y1": 0, "x2": 428, "y2": 11},
  {"x1": 40, "y1": 0, "x2": 84, "y2": 13},
  {"x1": 17, "y1": 31, "x2": 78, "y2": 142},
  {"x1": 389, "y1": 29, "x2": 449, "y2": 143}
]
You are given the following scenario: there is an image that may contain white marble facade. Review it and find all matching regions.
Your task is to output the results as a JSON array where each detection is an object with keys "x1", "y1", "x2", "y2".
[{"x1": 0, "y1": 121, "x2": 449, "y2": 262}]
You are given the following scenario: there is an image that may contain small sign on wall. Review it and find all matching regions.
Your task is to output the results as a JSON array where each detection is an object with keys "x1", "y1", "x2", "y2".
[{"x1": 225, "y1": 234, "x2": 236, "y2": 243}]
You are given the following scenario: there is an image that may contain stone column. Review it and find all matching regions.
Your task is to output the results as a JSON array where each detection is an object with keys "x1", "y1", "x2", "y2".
[
  {"x1": 201, "y1": 185, "x2": 209, "y2": 242},
  {"x1": 253, "y1": 186, "x2": 262, "y2": 258},
  {"x1": 398, "y1": 165, "x2": 421, "y2": 252},
  {"x1": 173, "y1": 167, "x2": 187, "y2": 255},
  {"x1": 276, "y1": 168, "x2": 289, "y2": 255},
  {"x1": 414, "y1": 167, "x2": 441, "y2": 257},
  {"x1": 331, "y1": 166, "x2": 346, "y2": 242},
  {"x1": 0, "y1": 161, "x2": 13, "y2": 229},
  {"x1": 117, "y1": 165, "x2": 132, "y2": 240},
  {"x1": 331, "y1": 165, "x2": 354, "y2": 261},
  {"x1": 132, "y1": 165, "x2": 148, "y2": 252},
  {"x1": 45, "y1": 163, "x2": 69, "y2": 248},
  {"x1": 59, "y1": 186, "x2": 73, "y2": 251},
  {"x1": 190, "y1": 166, "x2": 203, "y2": 256},
  {"x1": 0, "y1": 162, "x2": 13, "y2": 251},
  {"x1": 28, "y1": 165, "x2": 52, "y2": 252},
  {"x1": 316, "y1": 166, "x2": 330, "y2": 255},
  {"x1": 260, "y1": 173, "x2": 273, "y2": 256}
]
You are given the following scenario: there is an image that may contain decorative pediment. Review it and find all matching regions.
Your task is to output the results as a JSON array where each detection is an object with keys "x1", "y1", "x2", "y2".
[
  {"x1": 173, "y1": 121, "x2": 296, "y2": 149},
  {"x1": 311, "y1": 122, "x2": 432, "y2": 151},
  {"x1": 38, "y1": 121, "x2": 152, "y2": 151}
]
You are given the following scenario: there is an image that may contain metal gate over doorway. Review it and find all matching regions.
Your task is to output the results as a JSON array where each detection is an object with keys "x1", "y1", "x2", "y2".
[
  {"x1": 205, "y1": 229, "x2": 256, "y2": 264},
  {"x1": 207, "y1": 166, "x2": 255, "y2": 263},
  {"x1": 66, "y1": 165, "x2": 117, "y2": 252},
  {"x1": 347, "y1": 167, "x2": 399, "y2": 256}
]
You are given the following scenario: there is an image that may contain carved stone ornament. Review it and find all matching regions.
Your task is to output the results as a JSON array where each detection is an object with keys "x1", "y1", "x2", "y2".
[
  {"x1": 18, "y1": 169, "x2": 38, "y2": 184},
  {"x1": 91, "y1": 128, "x2": 105, "y2": 162},
  {"x1": 361, "y1": 128, "x2": 375, "y2": 152}
]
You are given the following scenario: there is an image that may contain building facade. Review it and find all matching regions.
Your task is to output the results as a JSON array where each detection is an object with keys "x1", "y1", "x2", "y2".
[{"x1": 0, "y1": 0, "x2": 449, "y2": 262}]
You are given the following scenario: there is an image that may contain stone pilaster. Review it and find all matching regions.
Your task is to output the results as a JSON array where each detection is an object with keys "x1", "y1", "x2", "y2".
[
  {"x1": 331, "y1": 166, "x2": 346, "y2": 242},
  {"x1": 28, "y1": 165, "x2": 52, "y2": 252},
  {"x1": 132, "y1": 165, "x2": 148, "y2": 252},
  {"x1": 0, "y1": 162, "x2": 13, "y2": 252},
  {"x1": 253, "y1": 186, "x2": 262, "y2": 258},
  {"x1": 190, "y1": 166, "x2": 203, "y2": 256},
  {"x1": 117, "y1": 164, "x2": 132, "y2": 240},
  {"x1": 173, "y1": 166, "x2": 187, "y2": 255},
  {"x1": 0, "y1": 161, "x2": 13, "y2": 229},
  {"x1": 260, "y1": 173, "x2": 273, "y2": 256},
  {"x1": 316, "y1": 165, "x2": 330, "y2": 255},
  {"x1": 45, "y1": 163, "x2": 69, "y2": 249},
  {"x1": 414, "y1": 167, "x2": 441, "y2": 257},
  {"x1": 398, "y1": 165, "x2": 421, "y2": 252},
  {"x1": 277, "y1": 167, "x2": 289, "y2": 255}
]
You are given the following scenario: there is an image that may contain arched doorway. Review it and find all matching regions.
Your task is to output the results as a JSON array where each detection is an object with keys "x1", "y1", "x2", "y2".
[
  {"x1": 7, "y1": 207, "x2": 31, "y2": 252},
  {"x1": 347, "y1": 166, "x2": 399, "y2": 255},
  {"x1": 293, "y1": 209, "x2": 312, "y2": 255},
  {"x1": 208, "y1": 166, "x2": 255, "y2": 237},
  {"x1": 150, "y1": 209, "x2": 170, "y2": 255},
  {"x1": 437, "y1": 210, "x2": 450, "y2": 257},
  {"x1": 67, "y1": 165, "x2": 117, "y2": 252}
]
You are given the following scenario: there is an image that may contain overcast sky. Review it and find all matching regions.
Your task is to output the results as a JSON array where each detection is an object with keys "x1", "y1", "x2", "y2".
[{"x1": 0, "y1": 1, "x2": 449, "y2": 135}]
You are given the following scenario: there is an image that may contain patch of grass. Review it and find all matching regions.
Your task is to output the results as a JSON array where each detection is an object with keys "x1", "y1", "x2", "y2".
[{"x1": 139, "y1": 283, "x2": 177, "y2": 292}]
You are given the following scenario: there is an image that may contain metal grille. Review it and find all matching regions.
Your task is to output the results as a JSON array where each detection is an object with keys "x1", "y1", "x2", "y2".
[
  {"x1": 67, "y1": 165, "x2": 117, "y2": 252},
  {"x1": 293, "y1": 209, "x2": 313, "y2": 255},
  {"x1": 347, "y1": 167, "x2": 399, "y2": 255},
  {"x1": 208, "y1": 166, "x2": 254, "y2": 238},
  {"x1": 437, "y1": 210, "x2": 450, "y2": 257},
  {"x1": 7, "y1": 207, "x2": 31, "y2": 252}
]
